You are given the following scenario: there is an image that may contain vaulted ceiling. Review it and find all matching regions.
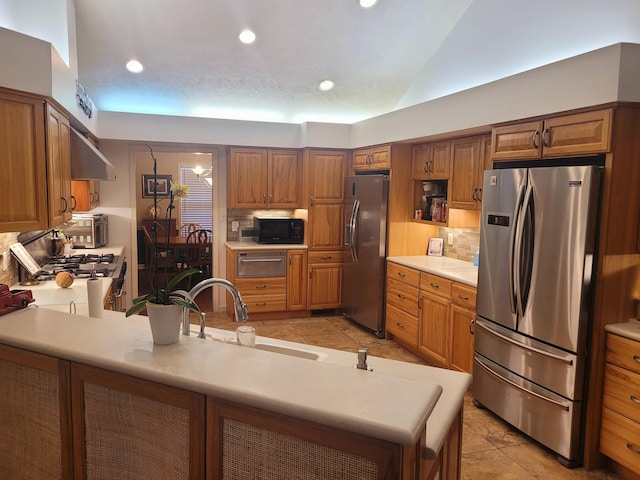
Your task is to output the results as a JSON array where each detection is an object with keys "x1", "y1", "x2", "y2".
[{"x1": 73, "y1": 0, "x2": 640, "y2": 125}]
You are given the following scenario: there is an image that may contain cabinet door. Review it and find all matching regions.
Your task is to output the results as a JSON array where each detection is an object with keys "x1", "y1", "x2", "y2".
[
  {"x1": 369, "y1": 145, "x2": 391, "y2": 170},
  {"x1": 448, "y1": 136, "x2": 483, "y2": 210},
  {"x1": 47, "y1": 104, "x2": 73, "y2": 226},
  {"x1": 72, "y1": 180, "x2": 100, "y2": 211},
  {"x1": 307, "y1": 263, "x2": 342, "y2": 309},
  {"x1": 307, "y1": 150, "x2": 346, "y2": 203},
  {"x1": 287, "y1": 250, "x2": 307, "y2": 311},
  {"x1": 268, "y1": 149, "x2": 301, "y2": 208},
  {"x1": 0, "y1": 90, "x2": 48, "y2": 231},
  {"x1": 542, "y1": 109, "x2": 612, "y2": 157},
  {"x1": 449, "y1": 305, "x2": 475, "y2": 374},
  {"x1": 411, "y1": 144, "x2": 430, "y2": 180},
  {"x1": 491, "y1": 121, "x2": 543, "y2": 161},
  {"x1": 429, "y1": 141, "x2": 451, "y2": 179},
  {"x1": 419, "y1": 292, "x2": 451, "y2": 367},
  {"x1": 228, "y1": 148, "x2": 268, "y2": 208},
  {"x1": 308, "y1": 203, "x2": 343, "y2": 250},
  {"x1": 353, "y1": 148, "x2": 371, "y2": 171}
]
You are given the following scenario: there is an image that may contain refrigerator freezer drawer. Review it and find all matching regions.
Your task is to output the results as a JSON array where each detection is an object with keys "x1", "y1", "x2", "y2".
[
  {"x1": 473, "y1": 354, "x2": 583, "y2": 464},
  {"x1": 475, "y1": 318, "x2": 585, "y2": 400}
]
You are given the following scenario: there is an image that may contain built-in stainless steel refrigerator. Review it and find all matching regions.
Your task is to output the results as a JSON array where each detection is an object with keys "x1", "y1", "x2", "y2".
[
  {"x1": 342, "y1": 174, "x2": 389, "y2": 338},
  {"x1": 473, "y1": 165, "x2": 602, "y2": 467}
]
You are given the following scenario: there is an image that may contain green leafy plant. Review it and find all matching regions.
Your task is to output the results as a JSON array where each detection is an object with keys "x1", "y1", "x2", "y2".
[{"x1": 126, "y1": 145, "x2": 202, "y2": 317}]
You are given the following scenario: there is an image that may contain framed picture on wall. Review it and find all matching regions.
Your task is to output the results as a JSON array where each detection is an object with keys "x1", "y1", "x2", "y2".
[
  {"x1": 142, "y1": 174, "x2": 172, "y2": 198},
  {"x1": 427, "y1": 237, "x2": 444, "y2": 256}
]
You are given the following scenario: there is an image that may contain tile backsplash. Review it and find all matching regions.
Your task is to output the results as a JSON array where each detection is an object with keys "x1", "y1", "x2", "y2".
[
  {"x1": 437, "y1": 226, "x2": 480, "y2": 263},
  {"x1": 0, "y1": 232, "x2": 19, "y2": 286}
]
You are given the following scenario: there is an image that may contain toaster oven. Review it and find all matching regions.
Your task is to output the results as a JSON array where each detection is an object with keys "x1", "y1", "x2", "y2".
[{"x1": 67, "y1": 213, "x2": 109, "y2": 248}]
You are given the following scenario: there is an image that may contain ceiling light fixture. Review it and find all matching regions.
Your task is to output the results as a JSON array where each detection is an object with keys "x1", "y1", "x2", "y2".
[
  {"x1": 318, "y1": 80, "x2": 335, "y2": 91},
  {"x1": 359, "y1": 0, "x2": 377, "y2": 7},
  {"x1": 192, "y1": 165, "x2": 211, "y2": 178},
  {"x1": 126, "y1": 60, "x2": 144, "y2": 73},
  {"x1": 239, "y1": 29, "x2": 256, "y2": 44}
]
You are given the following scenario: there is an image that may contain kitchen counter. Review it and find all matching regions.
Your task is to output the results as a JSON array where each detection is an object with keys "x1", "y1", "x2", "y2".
[
  {"x1": 605, "y1": 319, "x2": 640, "y2": 341},
  {"x1": 225, "y1": 241, "x2": 308, "y2": 250},
  {"x1": 386, "y1": 255, "x2": 478, "y2": 287},
  {"x1": 10, "y1": 245, "x2": 125, "y2": 312},
  {"x1": 0, "y1": 306, "x2": 444, "y2": 446}
]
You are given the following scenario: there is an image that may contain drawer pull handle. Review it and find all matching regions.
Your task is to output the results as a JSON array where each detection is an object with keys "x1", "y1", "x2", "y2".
[
  {"x1": 321, "y1": 256, "x2": 333, "y2": 260},
  {"x1": 631, "y1": 395, "x2": 640, "y2": 404},
  {"x1": 256, "y1": 302, "x2": 266, "y2": 306},
  {"x1": 458, "y1": 294, "x2": 469, "y2": 300},
  {"x1": 634, "y1": 355, "x2": 640, "y2": 363},
  {"x1": 627, "y1": 443, "x2": 640, "y2": 455},
  {"x1": 396, "y1": 322, "x2": 404, "y2": 328},
  {"x1": 255, "y1": 285, "x2": 267, "y2": 289},
  {"x1": 397, "y1": 272, "x2": 406, "y2": 277},
  {"x1": 397, "y1": 294, "x2": 406, "y2": 299},
  {"x1": 430, "y1": 283, "x2": 439, "y2": 289}
]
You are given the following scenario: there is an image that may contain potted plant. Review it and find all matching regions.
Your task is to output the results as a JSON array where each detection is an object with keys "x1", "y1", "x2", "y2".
[{"x1": 126, "y1": 145, "x2": 202, "y2": 344}]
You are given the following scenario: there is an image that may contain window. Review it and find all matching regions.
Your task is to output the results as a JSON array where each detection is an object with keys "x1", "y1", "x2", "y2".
[{"x1": 179, "y1": 167, "x2": 212, "y2": 230}]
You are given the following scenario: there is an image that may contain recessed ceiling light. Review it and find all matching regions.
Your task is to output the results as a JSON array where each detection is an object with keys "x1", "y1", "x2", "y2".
[
  {"x1": 359, "y1": 0, "x2": 377, "y2": 7},
  {"x1": 318, "y1": 80, "x2": 334, "y2": 91},
  {"x1": 239, "y1": 29, "x2": 256, "y2": 44},
  {"x1": 126, "y1": 60, "x2": 144, "y2": 73}
]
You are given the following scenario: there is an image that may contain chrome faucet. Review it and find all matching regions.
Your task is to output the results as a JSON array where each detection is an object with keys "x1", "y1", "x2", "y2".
[{"x1": 181, "y1": 278, "x2": 249, "y2": 335}]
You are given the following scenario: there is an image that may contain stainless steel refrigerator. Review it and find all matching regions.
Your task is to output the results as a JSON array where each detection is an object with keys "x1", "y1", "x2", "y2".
[
  {"x1": 342, "y1": 174, "x2": 389, "y2": 338},
  {"x1": 473, "y1": 165, "x2": 601, "y2": 467}
]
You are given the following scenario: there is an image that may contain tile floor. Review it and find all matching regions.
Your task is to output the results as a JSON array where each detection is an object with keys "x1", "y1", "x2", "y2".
[{"x1": 201, "y1": 312, "x2": 622, "y2": 480}]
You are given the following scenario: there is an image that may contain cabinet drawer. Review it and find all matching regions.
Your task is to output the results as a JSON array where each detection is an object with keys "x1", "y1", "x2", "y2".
[
  {"x1": 243, "y1": 294, "x2": 287, "y2": 313},
  {"x1": 420, "y1": 273, "x2": 452, "y2": 299},
  {"x1": 386, "y1": 277, "x2": 420, "y2": 317},
  {"x1": 451, "y1": 283, "x2": 476, "y2": 310},
  {"x1": 308, "y1": 251, "x2": 346, "y2": 264},
  {"x1": 385, "y1": 303, "x2": 418, "y2": 348},
  {"x1": 235, "y1": 277, "x2": 286, "y2": 295},
  {"x1": 606, "y1": 334, "x2": 640, "y2": 375},
  {"x1": 387, "y1": 262, "x2": 420, "y2": 288},
  {"x1": 603, "y1": 363, "x2": 640, "y2": 423},
  {"x1": 600, "y1": 407, "x2": 640, "y2": 473}
]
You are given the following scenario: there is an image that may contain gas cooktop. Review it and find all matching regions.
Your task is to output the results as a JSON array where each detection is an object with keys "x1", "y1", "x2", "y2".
[{"x1": 34, "y1": 253, "x2": 119, "y2": 281}]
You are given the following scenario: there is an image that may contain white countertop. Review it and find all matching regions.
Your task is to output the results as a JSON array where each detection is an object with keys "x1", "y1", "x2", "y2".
[
  {"x1": 225, "y1": 241, "x2": 308, "y2": 251},
  {"x1": 386, "y1": 255, "x2": 478, "y2": 287},
  {"x1": 0, "y1": 306, "x2": 448, "y2": 446},
  {"x1": 605, "y1": 319, "x2": 640, "y2": 342}
]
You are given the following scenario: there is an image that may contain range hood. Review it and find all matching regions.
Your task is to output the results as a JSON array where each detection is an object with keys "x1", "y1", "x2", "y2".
[{"x1": 70, "y1": 127, "x2": 116, "y2": 181}]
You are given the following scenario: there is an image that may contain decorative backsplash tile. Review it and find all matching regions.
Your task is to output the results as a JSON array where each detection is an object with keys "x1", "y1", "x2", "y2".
[
  {"x1": 437, "y1": 226, "x2": 480, "y2": 263},
  {"x1": 0, "y1": 232, "x2": 19, "y2": 286}
]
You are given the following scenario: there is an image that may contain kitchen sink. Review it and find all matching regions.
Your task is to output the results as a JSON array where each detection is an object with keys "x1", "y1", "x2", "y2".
[{"x1": 190, "y1": 328, "x2": 327, "y2": 361}]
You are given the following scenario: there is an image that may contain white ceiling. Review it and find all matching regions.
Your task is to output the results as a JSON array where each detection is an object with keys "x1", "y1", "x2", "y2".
[{"x1": 73, "y1": 0, "x2": 640, "y2": 125}]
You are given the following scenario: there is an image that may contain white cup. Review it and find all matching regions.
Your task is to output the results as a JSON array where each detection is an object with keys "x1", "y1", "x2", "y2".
[{"x1": 236, "y1": 325, "x2": 256, "y2": 347}]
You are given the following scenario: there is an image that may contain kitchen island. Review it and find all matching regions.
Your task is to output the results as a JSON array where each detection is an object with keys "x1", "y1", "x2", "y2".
[{"x1": 0, "y1": 305, "x2": 469, "y2": 479}]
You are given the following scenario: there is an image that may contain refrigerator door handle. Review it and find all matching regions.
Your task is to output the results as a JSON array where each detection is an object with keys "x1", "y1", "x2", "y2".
[
  {"x1": 345, "y1": 198, "x2": 358, "y2": 247},
  {"x1": 509, "y1": 185, "x2": 526, "y2": 315},
  {"x1": 475, "y1": 356, "x2": 571, "y2": 411},
  {"x1": 513, "y1": 185, "x2": 532, "y2": 318},
  {"x1": 350, "y1": 199, "x2": 360, "y2": 263}
]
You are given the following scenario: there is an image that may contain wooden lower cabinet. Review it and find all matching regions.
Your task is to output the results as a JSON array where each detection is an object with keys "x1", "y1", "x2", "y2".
[
  {"x1": 600, "y1": 333, "x2": 640, "y2": 477},
  {"x1": 385, "y1": 261, "x2": 476, "y2": 373},
  {"x1": 2, "y1": 343, "x2": 439, "y2": 480},
  {"x1": 287, "y1": 249, "x2": 308, "y2": 310},
  {"x1": 307, "y1": 251, "x2": 343, "y2": 309},
  {"x1": 0, "y1": 344, "x2": 73, "y2": 479}
]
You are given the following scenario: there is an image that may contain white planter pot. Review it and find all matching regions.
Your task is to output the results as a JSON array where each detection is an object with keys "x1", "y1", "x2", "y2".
[{"x1": 146, "y1": 302, "x2": 182, "y2": 345}]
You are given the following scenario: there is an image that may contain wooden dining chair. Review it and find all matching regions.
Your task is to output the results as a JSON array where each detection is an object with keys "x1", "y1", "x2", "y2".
[
  {"x1": 179, "y1": 223, "x2": 204, "y2": 237},
  {"x1": 184, "y1": 229, "x2": 213, "y2": 287}
]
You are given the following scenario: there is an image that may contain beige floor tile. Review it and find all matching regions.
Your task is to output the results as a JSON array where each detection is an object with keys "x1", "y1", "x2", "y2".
[{"x1": 462, "y1": 449, "x2": 536, "y2": 480}]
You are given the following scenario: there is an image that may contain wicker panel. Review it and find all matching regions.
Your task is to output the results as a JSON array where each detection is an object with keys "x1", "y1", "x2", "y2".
[
  {"x1": 83, "y1": 382, "x2": 190, "y2": 480},
  {"x1": 0, "y1": 359, "x2": 62, "y2": 479},
  {"x1": 222, "y1": 417, "x2": 378, "y2": 480}
]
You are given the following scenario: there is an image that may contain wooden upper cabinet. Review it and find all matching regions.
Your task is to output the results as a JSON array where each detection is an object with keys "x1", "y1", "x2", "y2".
[
  {"x1": 448, "y1": 135, "x2": 487, "y2": 210},
  {"x1": 0, "y1": 90, "x2": 48, "y2": 232},
  {"x1": 352, "y1": 144, "x2": 391, "y2": 172},
  {"x1": 491, "y1": 109, "x2": 612, "y2": 161},
  {"x1": 411, "y1": 141, "x2": 450, "y2": 180},
  {"x1": 306, "y1": 150, "x2": 346, "y2": 205},
  {"x1": 228, "y1": 147, "x2": 301, "y2": 208},
  {"x1": 47, "y1": 104, "x2": 73, "y2": 227},
  {"x1": 72, "y1": 180, "x2": 100, "y2": 212}
]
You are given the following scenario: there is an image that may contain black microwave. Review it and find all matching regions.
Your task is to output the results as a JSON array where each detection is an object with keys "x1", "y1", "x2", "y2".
[{"x1": 254, "y1": 217, "x2": 304, "y2": 244}]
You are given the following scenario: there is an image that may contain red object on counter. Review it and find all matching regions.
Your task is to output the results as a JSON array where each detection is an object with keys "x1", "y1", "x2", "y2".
[{"x1": 0, "y1": 284, "x2": 35, "y2": 315}]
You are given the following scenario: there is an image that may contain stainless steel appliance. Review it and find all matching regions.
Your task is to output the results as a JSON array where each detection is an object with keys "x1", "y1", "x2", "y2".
[
  {"x1": 67, "y1": 213, "x2": 109, "y2": 248},
  {"x1": 473, "y1": 164, "x2": 602, "y2": 467},
  {"x1": 236, "y1": 251, "x2": 286, "y2": 277},
  {"x1": 342, "y1": 174, "x2": 389, "y2": 338},
  {"x1": 254, "y1": 217, "x2": 304, "y2": 244}
]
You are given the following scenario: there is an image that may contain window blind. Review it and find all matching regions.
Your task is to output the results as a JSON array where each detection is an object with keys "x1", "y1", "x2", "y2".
[{"x1": 179, "y1": 167, "x2": 213, "y2": 230}]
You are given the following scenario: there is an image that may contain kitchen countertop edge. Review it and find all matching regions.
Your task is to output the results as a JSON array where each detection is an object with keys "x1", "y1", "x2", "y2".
[{"x1": 387, "y1": 255, "x2": 478, "y2": 287}]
